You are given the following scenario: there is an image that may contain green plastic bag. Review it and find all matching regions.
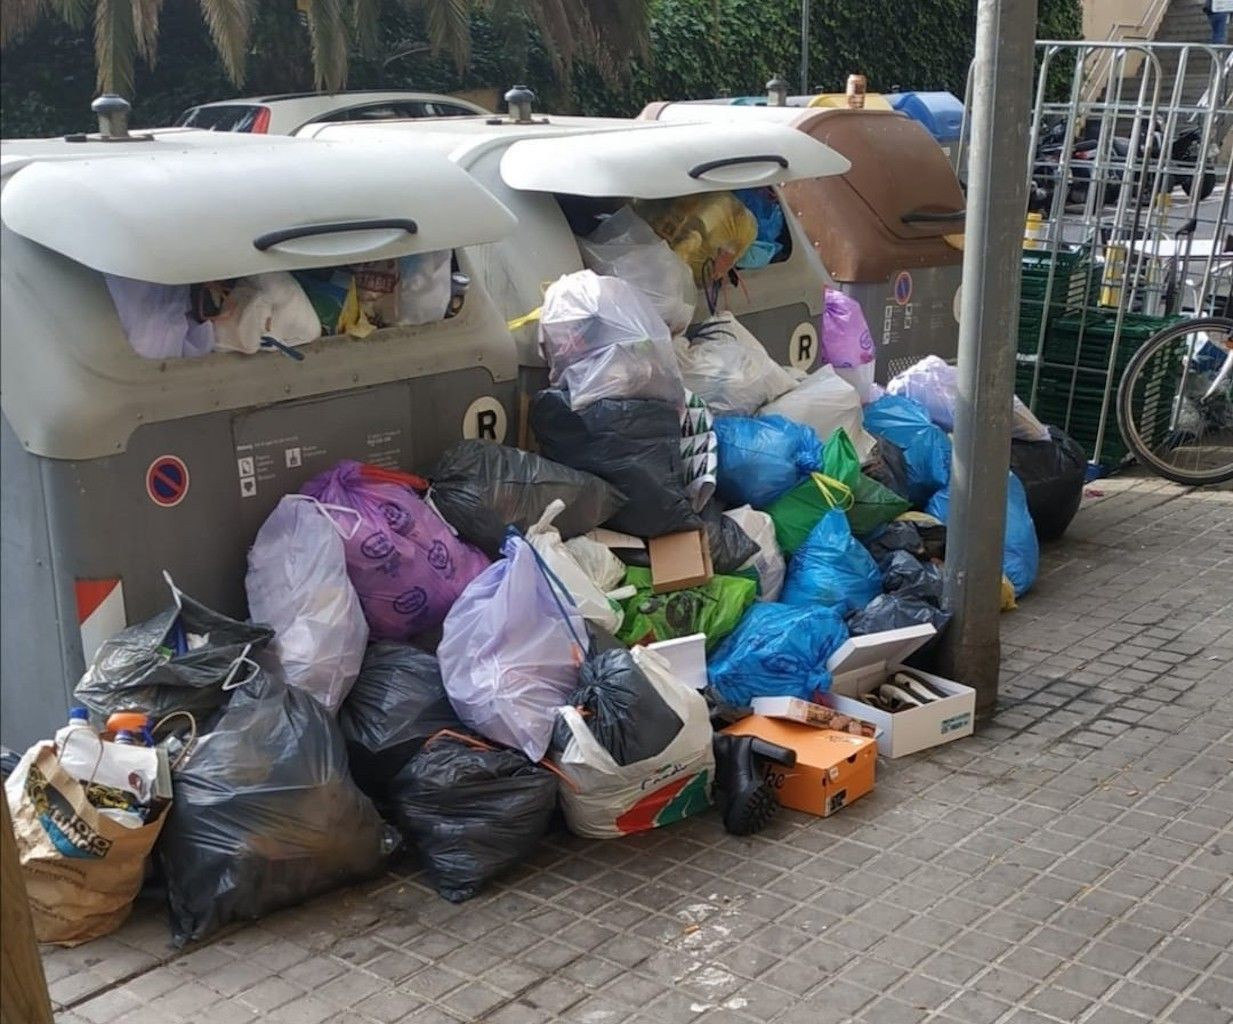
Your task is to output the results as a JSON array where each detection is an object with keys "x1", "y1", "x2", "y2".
[
  {"x1": 616, "y1": 567, "x2": 756, "y2": 651},
  {"x1": 848, "y1": 474, "x2": 911, "y2": 536}
]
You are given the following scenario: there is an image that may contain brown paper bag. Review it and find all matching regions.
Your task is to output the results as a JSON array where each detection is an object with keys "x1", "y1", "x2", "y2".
[{"x1": 9, "y1": 745, "x2": 166, "y2": 946}]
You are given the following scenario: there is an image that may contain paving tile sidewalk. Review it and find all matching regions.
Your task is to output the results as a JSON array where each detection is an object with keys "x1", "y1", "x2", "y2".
[{"x1": 46, "y1": 474, "x2": 1233, "y2": 1024}]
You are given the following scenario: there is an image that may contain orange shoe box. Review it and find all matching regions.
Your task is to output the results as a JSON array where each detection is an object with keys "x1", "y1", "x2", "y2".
[{"x1": 721, "y1": 716, "x2": 877, "y2": 818}]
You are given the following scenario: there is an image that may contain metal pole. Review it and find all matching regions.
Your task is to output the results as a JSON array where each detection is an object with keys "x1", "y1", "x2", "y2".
[
  {"x1": 800, "y1": 1, "x2": 810, "y2": 96},
  {"x1": 938, "y1": 0, "x2": 1037, "y2": 720}
]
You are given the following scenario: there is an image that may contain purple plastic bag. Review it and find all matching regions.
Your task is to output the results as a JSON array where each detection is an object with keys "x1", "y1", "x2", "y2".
[
  {"x1": 821, "y1": 290, "x2": 877, "y2": 402},
  {"x1": 301, "y1": 461, "x2": 489, "y2": 640}
]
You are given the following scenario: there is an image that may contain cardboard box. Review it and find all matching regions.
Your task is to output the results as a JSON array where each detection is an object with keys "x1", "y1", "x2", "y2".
[
  {"x1": 721, "y1": 717, "x2": 877, "y2": 818},
  {"x1": 648, "y1": 529, "x2": 713, "y2": 593},
  {"x1": 819, "y1": 624, "x2": 975, "y2": 758},
  {"x1": 750, "y1": 696, "x2": 878, "y2": 738},
  {"x1": 647, "y1": 633, "x2": 707, "y2": 690}
]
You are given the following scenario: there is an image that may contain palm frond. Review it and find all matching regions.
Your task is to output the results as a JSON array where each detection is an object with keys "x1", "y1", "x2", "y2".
[
  {"x1": 93, "y1": 0, "x2": 137, "y2": 96},
  {"x1": 0, "y1": 0, "x2": 45, "y2": 47},
  {"x1": 197, "y1": 0, "x2": 253, "y2": 86},
  {"x1": 131, "y1": 0, "x2": 164, "y2": 64},
  {"x1": 420, "y1": 0, "x2": 470, "y2": 72},
  {"x1": 303, "y1": 0, "x2": 349, "y2": 91},
  {"x1": 351, "y1": 0, "x2": 380, "y2": 58},
  {"x1": 46, "y1": 0, "x2": 91, "y2": 28}
]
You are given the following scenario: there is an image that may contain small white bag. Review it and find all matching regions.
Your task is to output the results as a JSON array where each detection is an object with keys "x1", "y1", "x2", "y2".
[
  {"x1": 758, "y1": 363, "x2": 876, "y2": 461},
  {"x1": 527, "y1": 500, "x2": 624, "y2": 634},
  {"x1": 245, "y1": 495, "x2": 368, "y2": 713},
  {"x1": 554, "y1": 646, "x2": 714, "y2": 839},
  {"x1": 723, "y1": 505, "x2": 785, "y2": 602}
]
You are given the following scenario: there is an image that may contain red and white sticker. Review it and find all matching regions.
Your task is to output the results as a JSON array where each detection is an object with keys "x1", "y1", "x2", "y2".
[
  {"x1": 146, "y1": 455, "x2": 190, "y2": 508},
  {"x1": 76, "y1": 578, "x2": 125, "y2": 664}
]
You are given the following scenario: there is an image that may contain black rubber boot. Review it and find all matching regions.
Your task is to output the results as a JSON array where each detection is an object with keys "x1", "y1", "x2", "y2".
[{"x1": 712, "y1": 734, "x2": 797, "y2": 837}]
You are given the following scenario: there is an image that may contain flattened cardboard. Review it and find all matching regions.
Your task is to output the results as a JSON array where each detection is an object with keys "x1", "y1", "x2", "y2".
[
  {"x1": 647, "y1": 633, "x2": 707, "y2": 690},
  {"x1": 721, "y1": 717, "x2": 876, "y2": 818},
  {"x1": 648, "y1": 528, "x2": 713, "y2": 593}
]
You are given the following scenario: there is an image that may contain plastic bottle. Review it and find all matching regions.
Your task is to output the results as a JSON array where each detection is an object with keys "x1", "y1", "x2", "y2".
[
  {"x1": 54, "y1": 706, "x2": 95, "y2": 752},
  {"x1": 107, "y1": 711, "x2": 153, "y2": 747},
  {"x1": 1023, "y1": 212, "x2": 1046, "y2": 250},
  {"x1": 113, "y1": 730, "x2": 140, "y2": 746}
]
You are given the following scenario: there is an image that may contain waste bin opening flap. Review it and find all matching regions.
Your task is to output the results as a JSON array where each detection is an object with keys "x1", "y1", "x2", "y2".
[
  {"x1": 0, "y1": 141, "x2": 517, "y2": 285},
  {"x1": 499, "y1": 121, "x2": 849, "y2": 199}
]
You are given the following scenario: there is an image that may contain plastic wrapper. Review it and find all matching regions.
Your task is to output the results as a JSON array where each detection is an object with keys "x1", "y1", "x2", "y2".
[
  {"x1": 636, "y1": 192, "x2": 758, "y2": 285},
  {"x1": 927, "y1": 473, "x2": 1039, "y2": 597},
  {"x1": 1009, "y1": 426, "x2": 1088, "y2": 540},
  {"x1": 821, "y1": 289, "x2": 877, "y2": 401},
  {"x1": 429, "y1": 440, "x2": 625, "y2": 559},
  {"x1": 75, "y1": 577, "x2": 273, "y2": 722},
  {"x1": 245, "y1": 495, "x2": 368, "y2": 714},
  {"x1": 159, "y1": 666, "x2": 389, "y2": 945},
  {"x1": 708, "y1": 602, "x2": 849, "y2": 707},
  {"x1": 531, "y1": 389, "x2": 701, "y2": 538},
  {"x1": 553, "y1": 648, "x2": 683, "y2": 767},
  {"x1": 337, "y1": 643, "x2": 461, "y2": 800},
  {"x1": 208, "y1": 272, "x2": 322, "y2": 354},
  {"x1": 397, "y1": 250, "x2": 452, "y2": 326},
  {"x1": 757, "y1": 364, "x2": 875, "y2": 460},
  {"x1": 577, "y1": 207, "x2": 696, "y2": 333},
  {"x1": 105, "y1": 275, "x2": 215, "y2": 360},
  {"x1": 538, "y1": 270, "x2": 684, "y2": 411},
  {"x1": 699, "y1": 500, "x2": 759, "y2": 575},
  {"x1": 723, "y1": 506, "x2": 785, "y2": 601},
  {"x1": 563, "y1": 535, "x2": 626, "y2": 593},
  {"x1": 554, "y1": 647, "x2": 713, "y2": 839},
  {"x1": 294, "y1": 260, "x2": 401, "y2": 337},
  {"x1": 674, "y1": 314, "x2": 797, "y2": 417},
  {"x1": 617, "y1": 568, "x2": 755, "y2": 652},
  {"x1": 714, "y1": 415, "x2": 822, "y2": 509},
  {"x1": 734, "y1": 187, "x2": 786, "y2": 268},
  {"x1": 862, "y1": 394, "x2": 953, "y2": 506},
  {"x1": 439, "y1": 533, "x2": 586, "y2": 762},
  {"x1": 865, "y1": 520, "x2": 927, "y2": 563},
  {"x1": 301, "y1": 460, "x2": 489, "y2": 640},
  {"x1": 387, "y1": 733, "x2": 557, "y2": 902},
  {"x1": 781, "y1": 509, "x2": 883, "y2": 615},
  {"x1": 879, "y1": 550, "x2": 944, "y2": 604},
  {"x1": 527, "y1": 500, "x2": 623, "y2": 634},
  {"x1": 863, "y1": 434, "x2": 912, "y2": 501},
  {"x1": 848, "y1": 594, "x2": 952, "y2": 636},
  {"x1": 888, "y1": 355, "x2": 1050, "y2": 442}
]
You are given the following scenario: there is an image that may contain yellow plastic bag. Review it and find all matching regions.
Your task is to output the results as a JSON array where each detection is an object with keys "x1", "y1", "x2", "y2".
[{"x1": 636, "y1": 193, "x2": 757, "y2": 286}]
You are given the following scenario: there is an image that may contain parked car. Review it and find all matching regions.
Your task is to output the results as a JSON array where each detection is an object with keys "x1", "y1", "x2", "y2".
[{"x1": 174, "y1": 90, "x2": 490, "y2": 134}]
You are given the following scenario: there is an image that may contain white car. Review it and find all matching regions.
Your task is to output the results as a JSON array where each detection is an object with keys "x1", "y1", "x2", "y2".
[{"x1": 174, "y1": 90, "x2": 489, "y2": 134}]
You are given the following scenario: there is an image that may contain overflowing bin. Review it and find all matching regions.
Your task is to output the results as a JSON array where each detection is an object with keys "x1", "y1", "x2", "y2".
[
  {"x1": 640, "y1": 103, "x2": 967, "y2": 381},
  {"x1": 0, "y1": 130, "x2": 519, "y2": 749}
]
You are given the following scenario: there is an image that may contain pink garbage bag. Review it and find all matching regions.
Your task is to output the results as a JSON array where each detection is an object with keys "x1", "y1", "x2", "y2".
[
  {"x1": 301, "y1": 461, "x2": 489, "y2": 640},
  {"x1": 820, "y1": 290, "x2": 877, "y2": 402}
]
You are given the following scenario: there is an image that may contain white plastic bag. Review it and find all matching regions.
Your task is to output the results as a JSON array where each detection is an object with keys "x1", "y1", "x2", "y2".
[
  {"x1": 212, "y1": 272, "x2": 323, "y2": 355},
  {"x1": 539, "y1": 270, "x2": 685, "y2": 411},
  {"x1": 674, "y1": 313, "x2": 797, "y2": 417},
  {"x1": 578, "y1": 206, "x2": 697, "y2": 334},
  {"x1": 758, "y1": 364, "x2": 876, "y2": 461},
  {"x1": 105, "y1": 275, "x2": 215, "y2": 360},
  {"x1": 723, "y1": 506, "x2": 785, "y2": 602},
  {"x1": 439, "y1": 533, "x2": 586, "y2": 762},
  {"x1": 887, "y1": 354, "x2": 1050, "y2": 441},
  {"x1": 397, "y1": 250, "x2": 451, "y2": 325},
  {"x1": 245, "y1": 495, "x2": 368, "y2": 713},
  {"x1": 554, "y1": 646, "x2": 714, "y2": 838},
  {"x1": 527, "y1": 501, "x2": 623, "y2": 634},
  {"x1": 563, "y1": 534, "x2": 626, "y2": 593}
]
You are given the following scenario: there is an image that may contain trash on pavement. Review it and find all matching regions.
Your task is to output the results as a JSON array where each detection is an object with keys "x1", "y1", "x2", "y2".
[
  {"x1": 757, "y1": 364, "x2": 875, "y2": 460},
  {"x1": 674, "y1": 314, "x2": 796, "y2": 416},
  {"x1": 722, "y1": 505, "x2": 786, "y2": 601},
  {"x1": 879, "y1": 550, "x2": 944, "y2": 603},
  {"x1": 698, "y1": 499, "x2": 760, "y2": 575},
  {"x1": 781, "y1": 509, "x2": 883, "y2": 615},
  {"x1": 927, "y1": 472, "x2": 1039, "y2": 597},
  {"x1": 862, "y1": 393, "x2": 953, "y2": 506},
  {"x1": 1009, "y1": 425, "x2": 1088, "y2": 540},
  {"x1": 646, "y1": 633, "x2": 708, "y2": 690},
  {"x1": 616, "y1": 567, "x2": 755, "y2": 651},
  {"x1": 714, "y1": 414, "x2": 822, "y2": 509},
  {"x1": 819, "y1": 288, "x2": 878, "y2": 402},
  {"x1": 847, "y1": 593, "x2": 952, "y2": 636},
  {"x1": 749, "y1": 696, "x2": 878, "y2": 738},
  {"x1": 528, "y1": 500, "x2": 627, "y2": 634},
  {"x1": 648, "y1": 529, "x2": 714, "y2": 593}
]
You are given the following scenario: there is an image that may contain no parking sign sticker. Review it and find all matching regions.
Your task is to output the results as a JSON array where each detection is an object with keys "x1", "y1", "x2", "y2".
[{"x1": 146, "y1": 455, "x2": 190, "y2": 508}]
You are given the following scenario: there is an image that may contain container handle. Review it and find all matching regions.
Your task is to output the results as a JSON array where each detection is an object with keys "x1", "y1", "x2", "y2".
[
  {"x1": 900, "y1": 208, "x2": 966, "y2": 224},
  {"x1": 688, "y1": 154, "x2": 789, "y2": 179},
  {"x1": 253, "y1": 218, "x2": 418, "y2": 252}
]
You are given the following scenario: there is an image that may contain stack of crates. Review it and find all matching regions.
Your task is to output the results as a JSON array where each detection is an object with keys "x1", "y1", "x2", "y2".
[{"x1": 1017, "y1": 246, "x2": 1094, "y2": 363}]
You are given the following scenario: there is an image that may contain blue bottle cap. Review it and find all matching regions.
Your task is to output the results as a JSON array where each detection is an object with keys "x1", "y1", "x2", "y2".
[
  {"x1": 114, "y1": 730, "x2": 138, "y2": 745},
  {"x1": 69, "y1": 707, "x2": 90, "y2": 722}
]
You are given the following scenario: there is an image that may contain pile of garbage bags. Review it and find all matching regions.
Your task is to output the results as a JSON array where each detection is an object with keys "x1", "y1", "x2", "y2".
[{"x1": 7, "y1": 243, "x2": 1092, "y2": 948}]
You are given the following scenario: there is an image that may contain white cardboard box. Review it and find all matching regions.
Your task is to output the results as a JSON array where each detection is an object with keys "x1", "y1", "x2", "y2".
[
  {"x1": 818, "y1": 624, "x2": 975, "y2": 758},
  {"x1": 647, "y1": 633, "x2": 708, "y2": 690}
]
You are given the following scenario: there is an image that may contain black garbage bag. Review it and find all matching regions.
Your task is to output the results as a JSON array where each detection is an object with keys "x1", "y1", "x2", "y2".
[
  {"x1": 0, "y1": 747, "x2": 20, "y2": 780},
  {"x1": 1010, "y1": 426, "x2": 1087, "y2": 541},
  {"x1": 864, "y1": 434, "x2": 912, "y2": 502},
  {"x1": 879, "y1": 551, "x2": 944, "y2": 605},
  {"x1": 530, "y1": 389, "x2": 701, "y2": 538},
  {"x1": 429, "y1": 440, "x2": 626, "y2": 558},
  {"x1": 551, "y1": 649, "x2": 683, "y2": 767},
  {"x1": 159, "y1": 666, "x2": 389, "y2": 945},
  {"x1": 75, "y1": 581, "x2": 274, "y2": 723},
  {"x1": 699, "y1": 500, "x2": 759, "y2": 575},
  {"x1": 864, "y1": 520, "x2": 925, "y2": 563},
  {"x1": 387, "y1": 734, "x2": 558, "y2": 902},
  {"x1": 337, "y1": 643, "x2": 462, "y2": 801},
  {"x1": 847, "y1": 593, "x2": 952, "y2": 637}
]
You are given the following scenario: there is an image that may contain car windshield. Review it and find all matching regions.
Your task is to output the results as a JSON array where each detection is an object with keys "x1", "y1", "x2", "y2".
[{"x1": 175, "y1": 105, "x2": 263, "y2": 132}]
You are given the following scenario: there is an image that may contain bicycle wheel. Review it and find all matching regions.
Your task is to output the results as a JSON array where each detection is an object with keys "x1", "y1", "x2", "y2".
[{"x1": 1117, "y1": 317, "x2": 1233, "y2": 486}]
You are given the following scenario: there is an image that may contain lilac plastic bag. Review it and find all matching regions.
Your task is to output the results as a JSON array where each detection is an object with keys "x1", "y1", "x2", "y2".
[
  {"x1": 820, "y1": 290, "x2": 877, "y2": 402},
  {"x1": 301, "y1": 461, "x2": 489, "y2": 641},
  {"x1": 439, "y1": 533, "x2": 586, "y2": 762}
]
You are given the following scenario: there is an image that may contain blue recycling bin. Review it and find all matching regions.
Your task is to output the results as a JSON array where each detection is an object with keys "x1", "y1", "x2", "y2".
[{"x1": 889, "y1": 91, "x2": 965, "y2": 165}]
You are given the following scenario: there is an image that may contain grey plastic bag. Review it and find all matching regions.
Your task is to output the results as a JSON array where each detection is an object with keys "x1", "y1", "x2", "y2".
[
  {"x1": 387, "y1": 733, "x2": 558, "y2": 903},
  {"x1": 337, "y1": 643, "x2": 462, "y2": 801},
  {"x1": 879, "y1": 551, "x2": 944, "y2": 604},
  {"x1": 159, "y1": 666, "x2": 390, "y2": 945},
  {"x1": 75, "y1": 577, "x2": 274, "y2": 723},
  {"x1": 847, "y1": 594, "x2": 951, "y2": 636},
  {"x1": 429, "y1": 440, "x2": 625, "y2": 558}
]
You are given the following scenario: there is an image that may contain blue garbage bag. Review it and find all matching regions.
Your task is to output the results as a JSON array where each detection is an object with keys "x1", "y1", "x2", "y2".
[
  {"x1": 734, "y1": 188, "x2": 785, "y2": 268},
  {"x1": 715, "y1": 415, "x2": 822, "y2": 509},
  {"x1": 926, "y1": 472, "x2": 1039, "y2": 597},
  {"x1": 708, "y1": 602, "x2": 849, "y2": 706},
  {"x1": 863, "y1": 394, "x2": 952, "y2": 506},
  {"x1": 781, "y1": 509, "x2": 883, "y2": 614}
]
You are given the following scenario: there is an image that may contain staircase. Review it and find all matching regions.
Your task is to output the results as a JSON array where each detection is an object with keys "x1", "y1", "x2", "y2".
[{"x1": 1151, "y1": 0, "x2": 1230, "y2": 109}]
